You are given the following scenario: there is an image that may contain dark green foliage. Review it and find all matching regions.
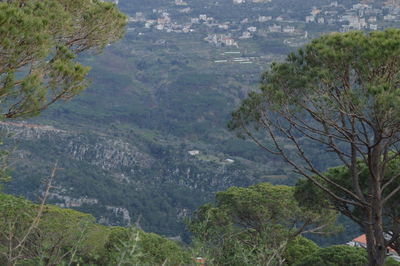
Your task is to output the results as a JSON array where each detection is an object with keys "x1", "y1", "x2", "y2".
[
  {"x1": 294, "y1": 245, "x2": 368, "y2": 266},
  {"x1": 0, "y1": 0, "x2": 126, "y2": 119},
  {"x1": 295, "y1": 158, "x2": 400, "y2": 253},
  {"x1": 306, "y1": 214, "x2": 362, "y2": 247},
  {"x1": 187, "y1": 183, "x2": 337, "y2": 265}
]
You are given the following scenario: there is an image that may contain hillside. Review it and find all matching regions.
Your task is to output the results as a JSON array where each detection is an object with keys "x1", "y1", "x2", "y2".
[
  {"x1": 3, "y1": 0, "x2": 394, "y2": 240},
  {"x1": 0, "y1": 192, "x2": 191, "y2": 265}
]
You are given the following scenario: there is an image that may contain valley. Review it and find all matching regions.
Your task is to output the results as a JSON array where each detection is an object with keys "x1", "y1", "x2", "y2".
[{"x1": 3, "y1": 0, "x2": 396, "y2": 242}]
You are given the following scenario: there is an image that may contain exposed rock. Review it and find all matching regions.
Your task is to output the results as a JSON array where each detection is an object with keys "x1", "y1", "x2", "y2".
[
  {"x1": 49, "y1": 192, "x2": 99, "y2": 208},
  {"x1": 106, "y1": 205, "x2": 132, "y2": 225}
]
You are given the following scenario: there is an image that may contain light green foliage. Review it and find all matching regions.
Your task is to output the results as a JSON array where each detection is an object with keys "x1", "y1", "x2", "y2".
[
  {"x1": 386, "y1": 257, "x2": 400, "y2": 266},
  {"x1": 187, "y1": 183, "x2": 337, "y2": 266},
  {"x1": 82, "y1": 225, "x2": 192, "y2": 265},
  {"x1": 111, "y1": 227, "x2": 143, "y2": 266},
  {"x1": 0, "y1": 138, "x2": 11, "y2": 188},
  {"x1": 139, "y1": 231, "x2": 193, "y2": 265},
  {"x1": 36, "y1": 205, "x2": 94, "y2": 265},
  {"x1": 0, "y1": 193, "x2": 36, "y2": 265},
  {"x1": 0, "y1": 0, "x2": 126, "y2": 119},
  {"x1": 0, "y1": 192, "x2": 96, "y2": 265},
  {"x1": 283, "y1": 236, "x2": 319, "y2": 265},
  {"x1": 0, "y1": 192, "x2": 192, "y2": 265},
  {"x1": 294, "y1": 245, "x2": 368, "y2": 266}
]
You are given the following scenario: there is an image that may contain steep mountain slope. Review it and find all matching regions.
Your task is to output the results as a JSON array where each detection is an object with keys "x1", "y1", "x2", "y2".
[
  {"x1": 2, "y1": 119, "x2": 289, "y2": 238},
  {"x1": 3, "y1": 0, "x2": 357, "y2": 239}
]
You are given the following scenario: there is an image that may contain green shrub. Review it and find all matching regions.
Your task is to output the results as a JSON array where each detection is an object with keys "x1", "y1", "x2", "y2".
[
  {"x1": 284, "y1": 236, "x2": 319, "y2": 265},
  {"x1": 294, "y1": 245, "x2": 367, "y2": 266}
]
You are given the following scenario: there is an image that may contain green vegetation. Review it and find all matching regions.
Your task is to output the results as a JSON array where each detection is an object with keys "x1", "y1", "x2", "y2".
[
  {"x1": 0, "y1": 0, "x2": 126, "y2": 118},
  {"x1": 294, "y1": 245, "x2": 368, "y2": 266},
  {"x1": 187, "y1": 183, "x2": 338, "y2": 265},
  {"x1": 294, "y1": 245, "x2": 400, "y2": 266},
  {"x1": 3, "y1": 1, "x2": 400, "y2": 264},
  {"x1": 295, "y1": 157, "x2": 400, "y2": 255},
  {"x1": 2, "y1": 0, "x2": 329, "y2": 240},
  {"x1": 230, "y1": 29, "x2": 400, "y2": 265},
  {"x1": 2, "y1": 181, "x2": 397, "y2": 265},
  {"x1": 284, "y1": 236, "x2": 319, "y2": 265},
  {"x1": 0, "y1": 192, "x2": 192, "y2": 265}
]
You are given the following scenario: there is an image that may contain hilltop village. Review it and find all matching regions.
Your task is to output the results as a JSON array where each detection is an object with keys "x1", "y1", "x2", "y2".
[{"x1": 123, "y1": 0, "x2": 400, "y2": 48}]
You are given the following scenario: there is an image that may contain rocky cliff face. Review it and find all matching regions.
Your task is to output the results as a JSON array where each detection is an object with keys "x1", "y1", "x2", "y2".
[
  {"x1": 0, "y1": 122, "x2": 152, "y2": 170},
  {"x1": 1, "y1": 121, "x2": 279, "y2": 238}
]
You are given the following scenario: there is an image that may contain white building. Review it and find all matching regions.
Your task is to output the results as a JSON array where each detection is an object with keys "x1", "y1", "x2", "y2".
[
  {"x1": 370, "y1": 24, "x2": 378, "y2": 30},
  {"x1": 247, "y1": 26, "x2": 257, "y2": 32},
  {"x1": 240, "y1": 31, "x2": 252, "y2": 39},
  {"x1": 199, "y1": 14, "x2": 207, "y2": 21},
  {"x1": 306, "y1": 16, "x2": 315, "y2": 23},
  {"x1": 175, "y1": 0, "x2": 187, "y2": 5},
  {"x1": 224, "y1": 37, "x2": 236, "y2": 46},
  {"x1": 317, "y1": 17, "x2": 325, "y2": 24},
  {"x1": 219, "y1": 24, "x2": 229, "y2": 30},
  {"x1": 384, "y1": 14, "x2": 397, "y2": 21},
  {"x1": 191, "y1": 18, "x2": 200, "y2": 24},
  {"x1": 352, "y1": 3, "x2": 371, "y2": 10},
  {"x1": 188, "y1": 150, "x2": 200, "y2": 156},
  {"x1": 258, "y1": 16, "x2": 272, "y2": 22},
  {"x1": 268, "y1": 24, "x2": 282, "y2": 32},
  {"x1": 144, "y1": 20, "x2": 156, "y2": 28},
  {"x1": 283, "y1": 26, "x2": 295, "y2": 33}
]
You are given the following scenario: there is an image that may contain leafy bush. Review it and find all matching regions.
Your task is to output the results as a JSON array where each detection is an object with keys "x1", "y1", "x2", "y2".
[
  {"x1": 0, "y1": 192, "x2": 192, "y2": 265},
  {"x1": 284, "y1": 236, "x2": 319, "y2": 265},
  {"x1": 294, "y1": 245, "x2": 367, "y2": 266}
]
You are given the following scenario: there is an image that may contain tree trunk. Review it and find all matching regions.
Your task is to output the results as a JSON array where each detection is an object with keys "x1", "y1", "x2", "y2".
[
  {"x1": 365, "y1": 144, "x2": 386, "y2": 266},
  {"x1": 365, "y1": 212, "x2": 386, "y2": 265}
]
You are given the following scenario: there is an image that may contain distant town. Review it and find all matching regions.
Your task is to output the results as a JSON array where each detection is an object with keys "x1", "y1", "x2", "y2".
[{"x1": 118, "y1": 0, "x2": 400, "y2": 48}]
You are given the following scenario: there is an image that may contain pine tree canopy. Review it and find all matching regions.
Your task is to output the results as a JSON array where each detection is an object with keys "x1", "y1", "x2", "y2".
[{"x1": 0, "y1": 0, "x2": 126, "y2": 118}]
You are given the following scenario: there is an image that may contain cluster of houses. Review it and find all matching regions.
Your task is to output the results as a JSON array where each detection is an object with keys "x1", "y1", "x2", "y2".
[
  {"x1": 127, "y1": 9, "x2": 302, "y2": 48},
  {"x1": 233, "y1": 0, "x2": 272, "y2": 4},
  {"x1": 128, "y1": 11, "x2": 194, "y2": 34},
  {"x1": 125, "y1": 0, "x2": 400, "y2": 49},
  {"x1": 204, "y1": 34, "x2": 238, "y2": 47},
  {"x1": 188, "y1": 150, "x2": 235, "y2": 164},
  {"x1": 305, "y1": 0, "x2": 400, "y2": 32}
]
